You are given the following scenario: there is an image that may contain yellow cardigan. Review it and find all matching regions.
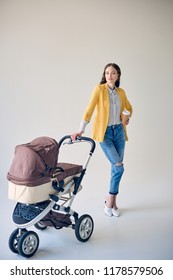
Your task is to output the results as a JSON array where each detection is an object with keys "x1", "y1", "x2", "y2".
[{"x1": 82, "y1": 83, "x2": 133, "y2": 142}]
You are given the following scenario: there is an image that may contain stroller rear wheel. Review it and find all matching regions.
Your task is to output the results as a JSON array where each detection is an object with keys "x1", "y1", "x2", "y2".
[
  {"x1": 9, "y1": 228, "x2": 27, "y2": 254},
  {"x1": 34, "y1": 222, "x2": 47, "y2": 231},
  {"x1": 75, "y1": 214, "x2": 94, "y2": 242},
  {"x1": 18, "y1": 230, "x2": 39, "y2": 258}
]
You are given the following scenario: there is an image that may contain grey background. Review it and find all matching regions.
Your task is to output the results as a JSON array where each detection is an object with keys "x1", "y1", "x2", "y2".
[{"x1": 0, "y1": 0, "x2": 173, "y2": 260}]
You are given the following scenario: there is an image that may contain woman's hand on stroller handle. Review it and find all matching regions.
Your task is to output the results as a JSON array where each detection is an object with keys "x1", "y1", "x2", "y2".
[
  {"x1": 59, "y1": 134, "x2": 96, "y2": 154},
  {"x1": 71, "y1": 132, "x2": 83, "y2": 142}
]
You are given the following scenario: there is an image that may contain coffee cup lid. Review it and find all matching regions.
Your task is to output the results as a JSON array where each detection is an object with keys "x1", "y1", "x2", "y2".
[{"x1": 123, "y1": 110, "x2": 130, "y2": 115}]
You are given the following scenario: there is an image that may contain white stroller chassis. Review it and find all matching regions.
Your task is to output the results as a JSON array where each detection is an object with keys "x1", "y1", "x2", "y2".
[{"x1": 8, "y1": 135, "x2": 96, "y2": 258}]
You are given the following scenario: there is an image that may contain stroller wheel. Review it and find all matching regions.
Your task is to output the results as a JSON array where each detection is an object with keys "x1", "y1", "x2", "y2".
[
  {"x1": 9, "y1": 228, "x2": 27, "y2": 254},
  {"x1": 34, "y1": 222, "x2": 47, "y2": 231},
  {"x1": 75, "y1": 214, "x2": 94, "y2": 242},
  {"x1": 18, "y1": 230, "x2": 39, "y2": 258}
]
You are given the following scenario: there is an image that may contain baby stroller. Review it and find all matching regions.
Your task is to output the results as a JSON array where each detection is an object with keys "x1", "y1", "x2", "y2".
[{"x1": 7, "y1": 135, "x2": 96, "y2": 258}]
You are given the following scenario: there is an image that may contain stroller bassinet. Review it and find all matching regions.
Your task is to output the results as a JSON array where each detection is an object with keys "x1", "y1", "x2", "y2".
[
  {"x1": 7, "y1": 136, "x2": 82, "y2": 203},
  {"x1": 7, "y1": 135, "x2": 96, "y2": 258}
]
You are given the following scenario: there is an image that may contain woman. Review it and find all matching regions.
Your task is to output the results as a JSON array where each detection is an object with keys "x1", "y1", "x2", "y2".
[{"x1": 71, "y1": 63, "x2": 133, "y2": 217}]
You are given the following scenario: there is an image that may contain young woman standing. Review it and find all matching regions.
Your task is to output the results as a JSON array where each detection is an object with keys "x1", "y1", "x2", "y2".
[{"x1": 71, "y1": 63, "x2": 133, "y2": 217}]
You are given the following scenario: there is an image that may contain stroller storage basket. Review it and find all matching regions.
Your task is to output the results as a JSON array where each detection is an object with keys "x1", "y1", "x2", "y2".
[{"x1": 38, "y1": 211, "x2": 72, "y2": 229}]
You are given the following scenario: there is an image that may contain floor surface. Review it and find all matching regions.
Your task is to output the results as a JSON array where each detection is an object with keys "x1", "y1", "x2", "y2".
[{"x1": 1, "y1": 172, "x2": 172, "y2": 261}]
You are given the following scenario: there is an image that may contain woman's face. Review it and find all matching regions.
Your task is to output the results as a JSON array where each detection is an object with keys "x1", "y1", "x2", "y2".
[{"x1": 105, "y1": 66, "x2": 119, "y2": 88}]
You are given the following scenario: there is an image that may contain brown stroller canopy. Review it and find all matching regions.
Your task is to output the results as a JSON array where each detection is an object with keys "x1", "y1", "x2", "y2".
[{"x1": 7, "y1": 136, "x2": 59, "y2": 186}]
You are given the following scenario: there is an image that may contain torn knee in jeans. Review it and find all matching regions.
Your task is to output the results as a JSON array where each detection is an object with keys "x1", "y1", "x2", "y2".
[{"x1": 115, "y1": 162, "x2": 123, "y2": 166}]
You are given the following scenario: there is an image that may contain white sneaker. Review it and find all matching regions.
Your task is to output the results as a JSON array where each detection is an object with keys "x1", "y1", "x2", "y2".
[
  {"x1": 104, "y1": 205, "x2": 112, "y2": 217},
  {"x1": 112, "y1": 208, "x2": 120, "y2": 217}
]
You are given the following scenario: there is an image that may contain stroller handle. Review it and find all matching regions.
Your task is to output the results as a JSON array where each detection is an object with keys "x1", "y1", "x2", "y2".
[{"x1": 58, "y1": 135, "x2": 96, "y2": 154}]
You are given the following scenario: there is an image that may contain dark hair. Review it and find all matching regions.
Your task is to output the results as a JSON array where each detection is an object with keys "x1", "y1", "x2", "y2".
[{"x1": 100, "y1": 63, "x2": 121, "y2": 87}]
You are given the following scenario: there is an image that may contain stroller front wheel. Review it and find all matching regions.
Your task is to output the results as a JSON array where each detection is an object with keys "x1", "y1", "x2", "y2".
[
  {"x1": 9, "y1": 228, "x2": 27, "y2": 254},
  {"x1": 75, "y1": 214, "x2": 94, "y2": 242},
  {"x1": 18, "y1": 230, "x2": 39, "y2": 258}
]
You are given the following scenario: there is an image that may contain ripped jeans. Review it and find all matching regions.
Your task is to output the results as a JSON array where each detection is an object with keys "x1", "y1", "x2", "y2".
[{"x1": 100, "y1": 124, "x2": 126, "y2": 195}]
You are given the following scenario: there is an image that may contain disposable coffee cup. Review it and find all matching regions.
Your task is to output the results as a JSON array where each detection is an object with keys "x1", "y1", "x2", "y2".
[{"x1": 122, "y1": 110, "x2": 130, "y2": 125}]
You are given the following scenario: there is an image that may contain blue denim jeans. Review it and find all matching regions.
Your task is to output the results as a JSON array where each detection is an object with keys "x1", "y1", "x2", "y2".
[{"x1": 100, "y1": 124, "x2": 126, "y2": 195}]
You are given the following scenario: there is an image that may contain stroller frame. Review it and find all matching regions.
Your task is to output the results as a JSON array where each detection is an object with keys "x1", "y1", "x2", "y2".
[{"x1": 8, "y1": 135, "x2": 96, "y2": 258}]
